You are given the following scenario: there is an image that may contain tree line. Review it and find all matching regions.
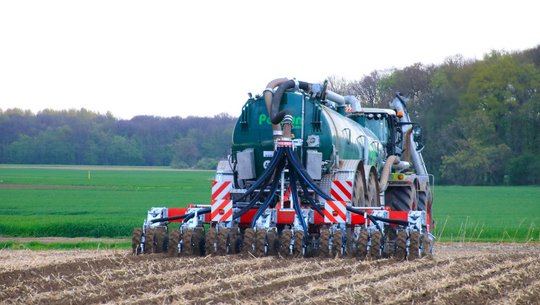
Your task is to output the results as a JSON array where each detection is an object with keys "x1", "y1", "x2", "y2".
[
  {"x1": 1, "y1": 45, "x2": 539, "y2": 184},
  {"x1": 0, "y1": 110, "x2": 235, "y2": 169},
  {"x1": 328, "y1": 45, "x2": 540, "y2": 185}
]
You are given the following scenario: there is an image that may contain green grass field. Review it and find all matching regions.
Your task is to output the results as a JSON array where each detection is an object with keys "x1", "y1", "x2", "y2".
[{"x1": 1, "y1": 166, "x2": 539, "y2": 247}]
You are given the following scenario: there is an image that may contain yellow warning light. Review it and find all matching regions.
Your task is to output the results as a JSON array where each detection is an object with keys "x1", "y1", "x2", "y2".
[{"x1": 397, "y1": 111, "x2": 404, "y2": 118}]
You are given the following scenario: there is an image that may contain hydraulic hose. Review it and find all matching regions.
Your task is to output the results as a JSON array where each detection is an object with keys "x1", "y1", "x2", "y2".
[
  {"x1": 286, "y1": 147, "x2": 332, "y2": 201},
  {"x1": 249, "y1": 162, "x2": 284, "y2": 228},
  {"x1": 233, "y1": 157, "x2": 286, "y2": 219},
  {"x1": 150, "y1": 207, "x2": 211, "y2": 223},
  {"x1": 234, "y1": 147, "x2": 284, "y2": 202},
  {"x1": 290, "y1": 170, "x2": 308, "y2": 232},
  {"x1": 297, "y1": 178, "x2": 325, "y2": 217},
  {"x1": 180, "y1": 208, "x2": 212, "y2": 224}
]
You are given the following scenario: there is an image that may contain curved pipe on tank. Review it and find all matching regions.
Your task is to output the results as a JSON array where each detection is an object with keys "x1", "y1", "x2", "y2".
[
  {"x1": 378, "y1": 155, "x2": 400, "y2": 192},
  {"x1": 270, "y1": 80, "x2": 310, "y2": 125},
  {"x1": 263, "y1": 78, "x2": 289, "y2": 135}
]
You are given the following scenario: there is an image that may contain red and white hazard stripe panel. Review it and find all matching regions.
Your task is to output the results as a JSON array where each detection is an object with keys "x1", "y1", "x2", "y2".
[
  {"x1": 211, "y1": 199, "x2": 233, "y2": 222},
  {"x1": 211, "y1": 180, "x2": 232, "y2": 200},
  {"x1": 324, "y1": 200, "x2": 347, "y2": 223},
  {"x1": 330, "y1": 180, "x2": 353, "y2": 202}
]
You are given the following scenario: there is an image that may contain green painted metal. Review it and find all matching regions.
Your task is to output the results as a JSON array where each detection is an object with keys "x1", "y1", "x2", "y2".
[{"x1": 232, "y1": 91, "x2": 384, "y2": 177}]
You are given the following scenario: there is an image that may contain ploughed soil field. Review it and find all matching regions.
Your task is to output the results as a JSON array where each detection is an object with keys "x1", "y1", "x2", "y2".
[{"x1": 1, "y1": 243, "x2": 539, "y2": 305}]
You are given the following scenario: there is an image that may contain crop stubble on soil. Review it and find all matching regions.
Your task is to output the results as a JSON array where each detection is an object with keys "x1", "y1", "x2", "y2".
[{"x1": 0, "y1": 243, "x2": 539, "y2": 305}]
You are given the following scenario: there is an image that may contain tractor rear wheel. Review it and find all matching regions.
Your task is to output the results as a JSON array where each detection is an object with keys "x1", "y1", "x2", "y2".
[{"x1": 385, "y1": 185, "x2": 417, "y2": 211}]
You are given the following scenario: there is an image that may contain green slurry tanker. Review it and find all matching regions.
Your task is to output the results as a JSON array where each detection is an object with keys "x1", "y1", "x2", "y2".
[{"x1": 133, "y1": 77, "x2": 434, "y2": 260}]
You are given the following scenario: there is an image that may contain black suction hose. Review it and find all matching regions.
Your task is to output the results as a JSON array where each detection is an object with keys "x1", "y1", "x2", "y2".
[{"x1": 270, "y1": 80, "x2": 310, "y2": 124}]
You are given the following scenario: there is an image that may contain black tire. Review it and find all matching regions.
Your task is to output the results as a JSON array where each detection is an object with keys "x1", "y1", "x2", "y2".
[
  {"x1": 357, "y1": 229, "x2": 368, "y2": 260},
  {"x1": 132, "y1": 228, "x2": 142, "y2": 255},
  {"x1": 181, "y1": 229, "x2": 193, "y2": 256},
  {"x1": 154, "y1": 227, "x2": 167, "y2": 253},
  {"x1": 167, "y1": 230, "x2": 181, "y2": 257},
  {"x1": 395, "y1": 230, "x2": 407, "y2": 261},
  {"x1": 255, "y1": 230, "x2": 266, "y2": 257},
  {"x1": 352, "y1": 170, "x2": 366, "y2": 207},
  {"x1": 293, "y1": 231, "x2": 305, "y2": 257},
  {"x1": 319, "y1": 227, "x2": 330, "y2": 258},
  {"x1": 192, "y1": 227, "x2": 205, "y2": 256},
  {"x1": 266, "y1": 230, "x2": 278, "y2": 256},
  {"x1": 385, "y1": 185, "x2": 417, "y2": 211},
  {"x1": 144, "y1": 228, "x2": 155, "y2": 254},
  {"x1": 369, "y1": 231, "x2": 382, "y2": 260},
  {"x1": 366, "y1": 170, "x2": 380, "y2": 207},
  {"x1": 216, "y1": 228, "x2": 228, "y2": 256},
  {"x1": 205, "y1": 227, "x2": 217, "y2": 255},
  {"x1": 229, "y1": 228, "x2": 240, "y2": 254},
  {"x1": 421, "y1": 233, "x2": 431, "y2": 258},
  {"x1": 382, "y1": 226, "x2": 397, "y2": 258},
  {"x1": 346, "y1": 228, "x2": 357, "y2": 257},
  {"x1": 417, "y1": 191, "x2": 427, "y2": 211},
  {"x1": 408, "y1": 231, "x2": 420, "y2": 260},
  {"x1": 279, "y1": 229, "x2": 292, "y2": 257},
  {"x1": 332, "y1": 230, "x2": 343, "y2": 258},
  {"x1": 242, "y1": 228, "x2": 255, "y2": 256}
]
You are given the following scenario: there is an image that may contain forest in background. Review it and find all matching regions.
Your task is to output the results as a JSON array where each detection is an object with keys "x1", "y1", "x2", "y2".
[{"x1": 1, "y1": 45, "x2": 539, "y2": 185}]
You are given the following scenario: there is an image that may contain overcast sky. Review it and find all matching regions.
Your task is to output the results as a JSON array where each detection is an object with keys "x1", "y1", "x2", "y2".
[{"x1": 1, "y1": 0, "x2": 538, "y2": 119}]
